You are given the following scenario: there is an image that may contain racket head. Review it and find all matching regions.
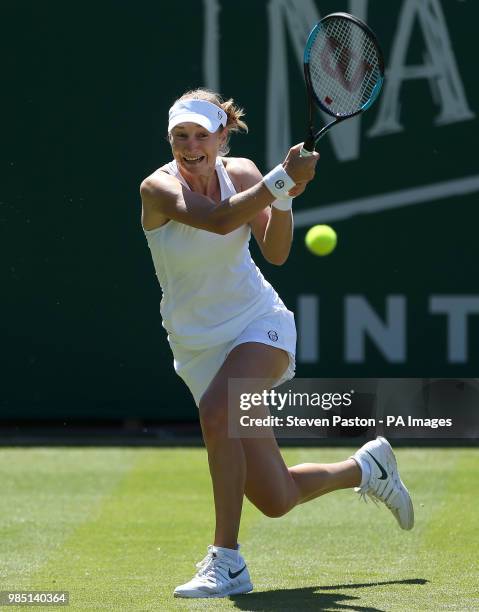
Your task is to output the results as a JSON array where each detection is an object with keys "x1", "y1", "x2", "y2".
[{"x1": 304, "y1": 12, "x2": 385, "y2": 120}]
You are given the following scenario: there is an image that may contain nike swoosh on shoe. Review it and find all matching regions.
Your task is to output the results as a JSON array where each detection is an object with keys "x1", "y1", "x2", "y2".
[
  {"x1": 228, "y1": 565, "x2": 247, "y2": 579},
  {"x1": 366, "y1": 450, "x2": 388, "y2": 480}
]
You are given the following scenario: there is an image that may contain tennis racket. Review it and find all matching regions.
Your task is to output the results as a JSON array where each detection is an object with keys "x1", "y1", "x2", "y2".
[{"x1": 300, "y1": 12, "x2": 384, "y2": 157}]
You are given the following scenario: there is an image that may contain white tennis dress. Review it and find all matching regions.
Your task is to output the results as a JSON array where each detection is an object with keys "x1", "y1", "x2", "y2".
[{"x1": 143, "y1": 157, "x2": 296, "y2": 405}]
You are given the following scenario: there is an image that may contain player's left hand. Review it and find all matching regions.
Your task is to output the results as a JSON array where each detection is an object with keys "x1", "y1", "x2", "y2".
[{"x1": 288, "y1": 182, "x2": 308, "y2": 197}]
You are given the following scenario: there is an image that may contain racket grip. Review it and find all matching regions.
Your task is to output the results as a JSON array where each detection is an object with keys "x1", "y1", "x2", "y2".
[
  {"x1": 300, "y1": 133, "x2": 316, "y2": 157},
  {"x1": 300, "y1": 147, "x2": 315, "y2": 158}
]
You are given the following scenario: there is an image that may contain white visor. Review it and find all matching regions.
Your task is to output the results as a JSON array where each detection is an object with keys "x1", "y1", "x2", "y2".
[{"x1": 168, "y1": 99, "x2": 227, "y2": 133}]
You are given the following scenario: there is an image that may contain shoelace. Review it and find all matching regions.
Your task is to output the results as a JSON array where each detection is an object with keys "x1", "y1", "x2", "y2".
[
  {"x1": 358, "y1": 489, "x2": 380, "y2": 507},
  {"x1": 195, "y1": 551, "x2": 213, "y2": 574},
  {"x1": 195, "y1": 551, "x2": 231, "y2": 582},
  {"x1": 357, "y1": 482, "x2": 397, "y2": 510}
]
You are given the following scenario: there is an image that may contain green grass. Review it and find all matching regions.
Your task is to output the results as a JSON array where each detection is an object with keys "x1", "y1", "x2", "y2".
[{"x1": 0, "y1": 447, "x2": 478, "y2": 611}]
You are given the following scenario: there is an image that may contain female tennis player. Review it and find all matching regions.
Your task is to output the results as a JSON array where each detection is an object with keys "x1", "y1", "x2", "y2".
[{"x1": 140, "y1": 89, "x2": 414, "y2": 599}]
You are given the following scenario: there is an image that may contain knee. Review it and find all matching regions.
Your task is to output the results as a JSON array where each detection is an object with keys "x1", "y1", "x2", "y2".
[
  {"x1": 198, "y1": 394, "x2": 229, "y2": 441},
  {"x1": 250, "y1": 493, "x2": 296, "y2": 518}
]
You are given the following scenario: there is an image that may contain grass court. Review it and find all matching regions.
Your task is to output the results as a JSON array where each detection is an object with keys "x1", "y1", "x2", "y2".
[{"x1": 1, "y1": 447, "x2": 477, "y2": 610}]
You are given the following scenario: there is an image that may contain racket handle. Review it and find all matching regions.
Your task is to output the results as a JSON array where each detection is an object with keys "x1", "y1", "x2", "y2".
[
  {"x1": 300, "y1": 147, "x2": 315, "y2": 158},
  {"x1": 300, "y1": 133, "x2": 316, "y2": 157}
]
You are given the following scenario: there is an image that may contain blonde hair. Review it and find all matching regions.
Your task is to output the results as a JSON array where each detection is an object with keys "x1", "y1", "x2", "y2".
[{"x1": 171, "y1": 88, "x2": 248, "y2": 155}]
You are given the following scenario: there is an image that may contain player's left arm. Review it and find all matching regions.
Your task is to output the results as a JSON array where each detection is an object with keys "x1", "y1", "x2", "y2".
[{"x1": 227, "y1": 158, "x2": 294, "y2": 266}]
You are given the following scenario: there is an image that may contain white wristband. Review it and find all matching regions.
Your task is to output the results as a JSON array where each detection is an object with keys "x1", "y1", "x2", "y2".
[
  {"x1": 272, "y1": 198, "x2": 293, "y2": 211},
  {"x1": 263, "y1": 164, "x2": 295, "y2": 200}
]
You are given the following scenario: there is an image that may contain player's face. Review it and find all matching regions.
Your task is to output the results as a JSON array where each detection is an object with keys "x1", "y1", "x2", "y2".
[{"x1": 170, "y1": 123, "x2": 226, "y2": 176}]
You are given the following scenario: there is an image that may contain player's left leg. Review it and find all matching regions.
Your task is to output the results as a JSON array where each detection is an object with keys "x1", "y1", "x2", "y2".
[
  {"x1": 351, "y1": 436, "x2": 414, "y2": 530},
  {"x1": 200, "y1": 341, "x2": 362, "y2": 519},
  {"x1": 242, "y1": 432, "x2": 361, "y2": 515},
  {"x1": 242, "y1": 409, "x2": 413, "y2": 528},
  {"x1": 242, "y1": 416, "x2": 414, "y2": 529}
]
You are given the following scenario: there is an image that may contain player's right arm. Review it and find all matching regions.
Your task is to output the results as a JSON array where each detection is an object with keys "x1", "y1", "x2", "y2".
[
  {"x1": 140, "y1": 144, "x2": 318, "y2": 235},
  {"x1": 140, "y1": 171, "x2": 276, "y2": 235}
]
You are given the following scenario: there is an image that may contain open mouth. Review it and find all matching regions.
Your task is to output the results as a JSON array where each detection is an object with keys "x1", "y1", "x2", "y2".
[{"x1": 182, "y1": 155, "x2": 205, "y2": 165}]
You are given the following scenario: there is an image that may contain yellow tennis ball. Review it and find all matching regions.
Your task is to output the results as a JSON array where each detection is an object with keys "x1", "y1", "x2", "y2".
[{"x1": 305, "y1": 225, "x2": 337, "y2": 256}]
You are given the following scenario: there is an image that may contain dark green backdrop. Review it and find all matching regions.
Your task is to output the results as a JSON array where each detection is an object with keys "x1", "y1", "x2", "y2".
[{"x1": 2, "y1": 1, "x2": 478, "y2": 420}]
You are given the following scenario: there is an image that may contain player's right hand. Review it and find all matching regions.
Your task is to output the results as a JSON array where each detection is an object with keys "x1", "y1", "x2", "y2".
[{"x1": 282, "y1": 143, "x2": 319, "y2": 186}]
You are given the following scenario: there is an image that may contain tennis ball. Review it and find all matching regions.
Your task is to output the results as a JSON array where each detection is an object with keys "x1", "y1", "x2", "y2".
[{"x1": 305, "y1": 224, "x2": 337, "y2": 256}]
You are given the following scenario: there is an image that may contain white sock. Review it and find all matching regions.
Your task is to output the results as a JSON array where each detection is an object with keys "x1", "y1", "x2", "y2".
[
  {"x1": 212, "y1": 545, "x2": 240, "y2": 562},
  {"x1": 352, "y1": 455, "x2": 371, "y2": 488}
]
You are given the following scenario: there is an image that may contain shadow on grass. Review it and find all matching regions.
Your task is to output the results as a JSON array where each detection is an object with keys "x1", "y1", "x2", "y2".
[{"x1": 230, "y1": 578, "x2": 428, "y2": 611}]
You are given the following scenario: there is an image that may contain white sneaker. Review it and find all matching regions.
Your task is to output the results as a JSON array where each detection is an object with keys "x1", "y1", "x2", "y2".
[
  {"x1": 352, "y1": 436, "x2": 414, "y2": 530},
  {"x1": 173, "y1": 545, "x2": 253, "y2": 598}
]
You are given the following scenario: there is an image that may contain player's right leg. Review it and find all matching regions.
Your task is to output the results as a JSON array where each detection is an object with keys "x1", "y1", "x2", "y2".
[
  {"x1": 174, "y1": 342, "x2": 289, "y2": 599},
  {"x1": 174, "y1": 545, "x2": 253, "y2": 599}
]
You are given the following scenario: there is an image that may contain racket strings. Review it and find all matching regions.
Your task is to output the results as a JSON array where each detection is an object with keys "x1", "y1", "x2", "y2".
[{"x1": 308, "y1": 18, "x2": 381, "y2": 117}]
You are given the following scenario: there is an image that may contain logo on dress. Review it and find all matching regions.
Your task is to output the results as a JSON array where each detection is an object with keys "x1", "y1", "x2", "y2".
[{"x1": 268, "y1": 330, "x2": 279, "y2": 342}]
